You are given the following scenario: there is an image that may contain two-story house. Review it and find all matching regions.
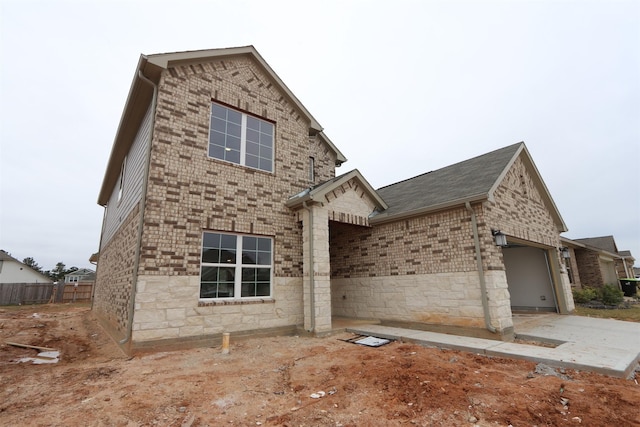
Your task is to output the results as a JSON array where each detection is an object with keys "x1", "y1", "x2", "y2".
[
  {"x1": 64, "y1": 268, "x2": 96, "y2": 283},
  {"x1": 94, "y1": 46, "x2": 574, "y2": 354}
]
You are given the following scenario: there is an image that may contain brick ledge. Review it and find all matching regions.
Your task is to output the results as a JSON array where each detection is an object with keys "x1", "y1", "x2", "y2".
[{"x1": 198, "y1": 299, "x2": 275, "y2": 307}]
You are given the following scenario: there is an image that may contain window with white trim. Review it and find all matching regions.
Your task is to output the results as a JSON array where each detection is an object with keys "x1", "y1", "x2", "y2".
[
  {"x1": 208, "y1": 103, "x2": 274, "y2": 172},
  {"x1": 117, "y1": 157, "x2": 126, "y2": 203},
  {"x1": 200, "y1": 232, "x2": 272, "y2": 299},
  {"x1": 309, "y1": 156, "x2": 315, "y2": 182}
]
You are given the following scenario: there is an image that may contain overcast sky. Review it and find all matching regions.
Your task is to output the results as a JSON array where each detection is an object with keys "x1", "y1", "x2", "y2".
[{"x1": 1, "y1": 0, "x2": 638, "y2": 272}]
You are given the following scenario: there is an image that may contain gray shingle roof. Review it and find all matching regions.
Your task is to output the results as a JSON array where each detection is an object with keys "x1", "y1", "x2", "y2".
[
  {"x1": 374, "y1": 142, "x2": 523, "y2": 218},
  {"x1": 619, "y1": 250, "x2": 635, "y2": 261},
  {"x1": 574, "y1": 236, "x2": 618, "y2": 254},
  {"x1": 64, "y1": 268, "x2": 95, "y2": 277},
  {"x1": 0, "y1": 250, "x2": 19, "y2": 262}
]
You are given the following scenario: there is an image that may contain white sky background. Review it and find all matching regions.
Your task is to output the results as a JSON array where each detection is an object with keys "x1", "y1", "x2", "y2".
[{"x1": 0, "y1": 0, "x2": 638, "y2": 271}]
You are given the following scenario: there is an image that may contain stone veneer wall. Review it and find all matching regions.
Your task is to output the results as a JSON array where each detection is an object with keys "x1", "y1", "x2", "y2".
[
  {"x1": 130, "y1": 56, "x2": 336, "y2": 343},
  {"x1": 93, "y1": 205, "x2": 140, "y2": 338},
  {"x1": 331, "y1": 270, "x2": 510, "y2": 330},
  {"x1": 132, "y1": 276, "x2": 303, "y2": 344}
]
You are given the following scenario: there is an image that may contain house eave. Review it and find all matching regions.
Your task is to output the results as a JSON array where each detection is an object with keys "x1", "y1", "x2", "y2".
[
  {"x1": 286, "y1": 169, "x2": 386, "y2": 210},
  {"x1": 317, "y1": 132, "x2": 347, "y2": 165},
  {"x1": 560, "y1": 236, "x2": 623, "y2": 260},
  {"x1": 98, "y1": 55, "x2": 157, "y2": 206},
  {"x1": 285, "y1": 190, "x2": 313, "y2": 208},
  {"x1": 369, "y1": 194, "x2": 487, "y2": 225},
  {"x1": 148, "y1": 47, "x2": 325, "y2": 126}
]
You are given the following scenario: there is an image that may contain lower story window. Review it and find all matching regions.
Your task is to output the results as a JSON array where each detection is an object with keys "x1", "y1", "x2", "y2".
[{"x1": 200, "y1": 232, "x2": 272, "y2": 299}]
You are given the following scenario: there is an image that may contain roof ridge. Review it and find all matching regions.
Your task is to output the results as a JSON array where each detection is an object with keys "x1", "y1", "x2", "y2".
[{"x1": 376, "y1": 142, "x2": 523, "y2": 191}]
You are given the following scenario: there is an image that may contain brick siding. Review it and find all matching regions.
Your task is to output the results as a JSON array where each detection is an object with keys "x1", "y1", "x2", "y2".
[
  {"x1": 574, "y1": 249, "x2": 613, "y2": 287},
  {"x1": 484, "y1": 157, "x2": 561, "y2": 251},
  {"x1": 565, "y1": 249, "x2": 583, "y2": 289},
  {"x1": 119, "y1": 56, "x2": 337, "y2": 343},
  {"x1": 93, "y1": 205, "x2": 140, "y2": 338},
  {"x1": 139, "y1": 57, "x2": 335, "y2": 278},
  {"x1": 330, "y1": 206, "x2": 477, "y2": 278},
  {"x1": 329, "y1": 153, "x2": 572, "y2": 333}
]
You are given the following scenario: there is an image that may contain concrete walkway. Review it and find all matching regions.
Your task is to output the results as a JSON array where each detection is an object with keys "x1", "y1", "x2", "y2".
[{"x1": 347, "y1": 314, "x2": 640, "y2": 378}]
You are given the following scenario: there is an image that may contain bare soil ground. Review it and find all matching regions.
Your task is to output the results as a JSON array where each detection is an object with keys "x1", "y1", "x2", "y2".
[{"x1": 1, "y1": 304, "x2": 639, "y2": 427}]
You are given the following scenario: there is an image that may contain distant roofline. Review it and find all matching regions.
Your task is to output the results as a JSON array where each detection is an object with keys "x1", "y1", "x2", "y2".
[
  {"x1": 560, "y1": 236, "x2": 625, "y2": 260},
  {"x1": 0, "y1": 250, "x2": 54, "y2": 282}
]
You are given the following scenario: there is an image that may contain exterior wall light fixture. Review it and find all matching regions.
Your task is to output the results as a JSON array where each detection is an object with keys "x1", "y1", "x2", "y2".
[
  {"x1": 491, "y1": 229, "x2": 508, "y2": 247},
  {"x1": 560, "y1": 247, "x2": 571, "y2": 259}
]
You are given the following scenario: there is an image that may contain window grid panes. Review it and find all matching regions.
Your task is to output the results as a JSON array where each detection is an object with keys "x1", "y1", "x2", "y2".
[
  {"x1": 200, "y1": 232, "x2": 272, "y2": 300},
  {"x1": 209, "y1": 103, "x2": 274, "y2": 172}
]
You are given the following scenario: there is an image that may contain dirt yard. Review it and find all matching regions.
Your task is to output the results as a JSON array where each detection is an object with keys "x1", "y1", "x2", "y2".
[{"x1": 1, "y1": 304, "x2": 638, "y2": 427}]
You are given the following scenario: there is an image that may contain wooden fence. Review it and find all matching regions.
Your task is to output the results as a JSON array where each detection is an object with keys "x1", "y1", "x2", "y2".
[
  {"x1": 60, "y1": 282, "x2": 93, "y2": 303},
  {"x1": 0, "y1": 282, "x2": 94, "y2": 305},
  {"x1": 0, "y1": 283, "x2": 54, "y2": 305}
]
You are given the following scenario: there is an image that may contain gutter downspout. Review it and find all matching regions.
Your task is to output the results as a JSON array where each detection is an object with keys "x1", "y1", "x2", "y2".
[
  {"x1": 302, "y1": 200, "x2": 316, "y2": 332},
  {"x1": 622, "y1": 257, "x2": 631, "y2": 278},
  {"x1": 120, "y1": 69, "x2": 157, "y2": 345},
  {"x1": 465, "y1": 202, "x2": 497, "y2": 334}
]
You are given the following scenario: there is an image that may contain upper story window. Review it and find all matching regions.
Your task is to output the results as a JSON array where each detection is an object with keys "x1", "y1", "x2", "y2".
[
  {"x1": 208, "y1": 103, "x2": 274, "y2": 173},
  {"x1": 309, "y1": 156, "x2": 315, "y2": 182},
  {"x1": 117, "y1": 157, "x2": 126, "y2": 203}
]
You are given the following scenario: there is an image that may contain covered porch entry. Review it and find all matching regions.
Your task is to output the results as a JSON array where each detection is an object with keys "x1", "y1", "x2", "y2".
[{"x1": 286, "y1": 170, "x2": 387, "y2": 335}]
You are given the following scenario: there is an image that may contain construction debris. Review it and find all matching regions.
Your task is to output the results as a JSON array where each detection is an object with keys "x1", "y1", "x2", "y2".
[{"x1": 6, "y1": 341, "x2": 57, "y2": 352}]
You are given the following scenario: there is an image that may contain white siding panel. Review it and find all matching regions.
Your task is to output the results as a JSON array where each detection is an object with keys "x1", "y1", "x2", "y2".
[
  {"x1": 101, "y1": 104, "x2": 152, "y2": 248},
  {"x1": 0, "y1": 260, "x2": 54, "y2": 283}
]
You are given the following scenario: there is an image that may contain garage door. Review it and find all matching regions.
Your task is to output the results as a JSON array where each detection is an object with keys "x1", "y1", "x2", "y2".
[{"x1": 502, "y1": 246, "x2": 557, "y2": 312}]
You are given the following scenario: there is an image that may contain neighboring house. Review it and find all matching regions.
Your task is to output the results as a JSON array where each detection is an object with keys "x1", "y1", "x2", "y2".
[
  {"x1": 557, "y1": 238, "x2": 583, "y2": 289},
  {"x1": 617, "y1": 250, "x2": 636, "y2": 279},
  {"x1": 561, "y1": 236, "x2": 635, "y2": 288},
  {"x1": 0, "y1": 250, "x2": 53, "y2": 284},
  {"x1": 93, "y1": 46, "x2": 574, "y2": 354},
  {"x1": 64, "y1": 268, "x2": 96, "y2": 283}
]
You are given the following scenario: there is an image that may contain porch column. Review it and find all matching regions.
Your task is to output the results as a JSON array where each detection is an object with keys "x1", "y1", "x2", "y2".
[{"x1": 301, "y1": 203, "x2": 332, "y2": 334}]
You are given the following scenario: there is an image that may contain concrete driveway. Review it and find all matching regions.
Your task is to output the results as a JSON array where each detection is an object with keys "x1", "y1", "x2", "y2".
[{"x1": 349, "y1": 314, "x2": 640, "y2": 378}]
